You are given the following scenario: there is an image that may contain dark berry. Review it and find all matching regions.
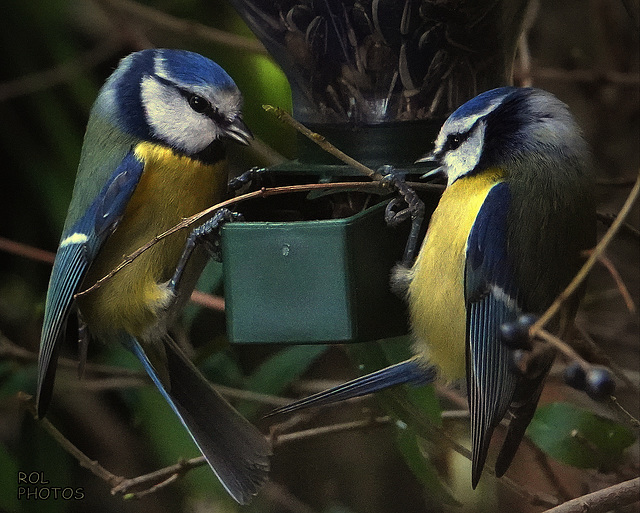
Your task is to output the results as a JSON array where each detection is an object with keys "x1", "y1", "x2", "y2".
[
  {"x1": 500, "y1": 313, "x2": 538, "y2": 350},
  {"x1": 517, "y1": 313, "x2": 539, "y2": 331},
  {"x1": 585, "y1": 366, "x2": 616, "y2": 401},
  {"x1": 564, "y1": 361, "x2": 587, "y2": 391}
]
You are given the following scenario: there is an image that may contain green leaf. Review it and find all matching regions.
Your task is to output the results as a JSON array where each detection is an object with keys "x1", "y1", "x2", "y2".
[
  {"x1": 0, "y1": 362, "x2": 36, "y2": 400},
  {"x1": 134, "y1": 386, "x2": 236, "y2": 506},
  {"x1": 346, "y1": 338, "x2": 457, "y2": 505},
  {"x1": 528, "y1": 402, "x2": 637, "y2": 471},
  {"x1": 239, "y1": 345, "x2": 329, "y2": 418},
  {"x1": 396, "y1": 425, "x2": 459, "y2": 507},
  {"x1": 0, "y1": 442, "x2": 18, "y2": 512}
]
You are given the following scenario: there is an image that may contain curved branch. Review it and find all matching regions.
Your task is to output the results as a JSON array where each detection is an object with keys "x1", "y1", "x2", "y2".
[{"x1": 543, "y1": 477, "x2": 639, "y2": 513}]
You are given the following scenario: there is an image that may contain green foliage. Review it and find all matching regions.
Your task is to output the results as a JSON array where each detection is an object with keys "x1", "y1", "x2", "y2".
[
  {"x1": 17, "y1": 414, "x2": 72, "y2": 513},
  {"x1": 347, "y1": 337, "x2": 457, "y2": 506},
  {"x1": 0, "y1": 362, "x2": 36, "y2": 401},
  {"x1": 133, "y1": 386, "x2": 237, "y2": 507},
  {"x1": 528, "y1": 402, "x2": 636, "y2": 471},
  {"x1": 240, "y1": 344, "x2": 329, "y2": 418},
  {"x1": 0, "y1": 442, "x2": 19, "y2": 512}
]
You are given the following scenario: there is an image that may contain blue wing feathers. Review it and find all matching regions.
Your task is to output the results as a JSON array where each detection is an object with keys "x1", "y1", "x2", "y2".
[
  {"x1": 36, "y1": 243, "x2": 89, "y2": 415},
  {"x1": 465, "y1": 182, "x2": 520, "y2": 487},
  {"x1": 466, "y1": 183, "x2": 513, "y2": 299},
  {"x1": 94, "y1": 152, "x2": 142, "y2": 237},
  {"x1": 36, "y1": 150, "x2": 144, "y2": 416}
]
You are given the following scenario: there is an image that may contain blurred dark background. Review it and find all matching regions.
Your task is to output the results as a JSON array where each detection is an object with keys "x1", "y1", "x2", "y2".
[{"x1": 0, "y1": 1, "x2": 638, "y2": 512}]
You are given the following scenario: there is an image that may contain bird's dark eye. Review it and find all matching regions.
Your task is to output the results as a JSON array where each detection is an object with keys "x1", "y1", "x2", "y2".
[
  {"x1": 188, "y1": 94, "x2": 210, "y2": 114},
  {"x1": 446, "y1": 133, "x2": 463, "y2": 151}
]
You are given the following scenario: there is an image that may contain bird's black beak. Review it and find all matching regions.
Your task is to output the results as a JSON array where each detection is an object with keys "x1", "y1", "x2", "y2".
[
  {"x1": 415, "y1": 151, "x2": 445, "y2": 181},
  {"x1": 225, "y1": 116, "x2": 253, "y2": 145}
]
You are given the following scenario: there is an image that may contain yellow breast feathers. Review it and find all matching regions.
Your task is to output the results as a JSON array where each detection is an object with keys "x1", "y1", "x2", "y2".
[
  {"x1": 78, "y1": 141, "x2": 228, "y2": 339},
  {"x1": 408, "y1": 169, "x2": 505, "y2": 380}
]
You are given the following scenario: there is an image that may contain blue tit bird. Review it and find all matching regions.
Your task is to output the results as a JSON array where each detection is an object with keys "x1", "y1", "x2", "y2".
[
  {"x1": 271, "y1": 87, "x2": 595, "y2": 487},
  {"x1": 36, "y1": 48, "x2": 270, "y2": 504}
]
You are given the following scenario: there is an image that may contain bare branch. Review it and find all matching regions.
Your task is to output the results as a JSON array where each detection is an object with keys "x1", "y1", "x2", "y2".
[
  {"x1": 594, "y1": 252, "x2": 636, "y2": 313},
  {"x1": 531, "y1": 170, "x2": 640, "y2": 336},
  {"x1": 97, "y1": 0, "x2": 267, "y2": 55},
  {"x1": 111, "y1": 456, "x2": 205, "y2": 497},
  {"x1": 18, "y1": 392, "x2": 124, "y2": 489},
  {"x1": 542, "y1": 477, "x2": 639, "y2": 513},
  {"x1": 189, "y1": 290, "x2": 225, "y2": 311},
  {"x1": 263, "y1": 105, "x2": 383, "y2": 180},
  {"x1": 0, "y1": 39, "x2": 125, "y2": 101}
]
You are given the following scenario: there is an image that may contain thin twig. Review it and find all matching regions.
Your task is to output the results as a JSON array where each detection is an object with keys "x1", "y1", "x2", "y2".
[
  {"x1": 273, "y1": 416, "x2": 393, "y2": 445},
  {"x1": 514, "y1": 0, "x2": 539, "y2": 87},
  {"x1": 500, "y1": 475, "x2": 560, "y2": 509},
  {"x1": 530, "y1": 170, "x2": 640, "y2": 337},
  {"x1": 0, "y1": 334, "x2": 142, "y2": 377},
  {"x1": 536, "y1": 329, "x2": 591, "y2": 368},
  {"x1": 2, "y1": 335, "x2": 292, "y2": 406},
  {"x1": 74, "y1": 181, "x2": 385, "y2": 297},
  {"x1": 0, "y1": 237, "x2": 227, "y2": 313},
  {"x1": 609, "y1": 396, "x2": 640, "y2": 429},
  {"x1": 124, "y1": 473, "x2": 179, "y2": 499},
  {"x1": 113, "y1": 416, "x2": 393, "y2": 497},
  {"x1": 97, "y1": 0, "x2": 267, "y2": 55},
  {"x1": 111, "y1": 456, "x2": 205, "y2": 496},
  {"x1": 594, "y1": 252, "x2": 636, "y2": 313},
  {"x1": 542, "y1": 477, "x2": 639, "y2": 513},
  {"x1": 0, "y1": 39, "x2": 125, "y2": 101},
  {"x1": 189, "y1": 290, "x2": 224, "y2": 311},
  {"x1": 17, "y1": 392, "x2": 124, "y2": 488},
  {"x1": 535, "y1": 328, "x2": 640, "y2": 427},
  {"x1": 263, "y1": 105, "x2": 384, "y2": 180},
  {"x1": 573, "y1": 323, "x2": 639, "y2": 393},
  {"x1": 527, "y1": 439, "x2": 574, "y2": 502},
  {"x1": 0, "y1": 236, "x2": 55, "y2": 264},
  {"x1": 597, "y1": 211, "x2": 640, "y2": 239}
]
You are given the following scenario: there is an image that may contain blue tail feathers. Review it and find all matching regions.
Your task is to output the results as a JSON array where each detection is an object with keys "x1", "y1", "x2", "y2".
[
  {"x1": 268, "y1": 357, "x2": 436, "y2": 416},
  {"x1": 128, "y1": 336, "x2": 270, "y2": 504}
]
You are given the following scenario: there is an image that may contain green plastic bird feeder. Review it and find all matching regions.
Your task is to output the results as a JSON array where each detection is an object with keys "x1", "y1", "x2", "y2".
[{"x1": 223, "y1": 0, "x2": 530, "y2": 344}]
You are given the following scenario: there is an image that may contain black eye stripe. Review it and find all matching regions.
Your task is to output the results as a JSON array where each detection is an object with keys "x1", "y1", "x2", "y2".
[
  {"x1": 151, "y1": 76, "x2": 229, "y2": 124},
  {"x1": 182, "y1": 91, "x2": 227, "y2": 124},
  {"x1": 442, "y1": 118, "x2": 484, "y2": 153},
  {"x1": 445, "y1": 132, "x2": 465, "y2": 151}
]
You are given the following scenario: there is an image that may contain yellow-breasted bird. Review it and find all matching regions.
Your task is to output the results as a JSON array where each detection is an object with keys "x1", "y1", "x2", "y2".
[
  {"x1": 270, "y1": 87, "x2": 595, "y2": 487},
  {"x1": 36, "y1": 49, "x2": 270, "y2": 504}
]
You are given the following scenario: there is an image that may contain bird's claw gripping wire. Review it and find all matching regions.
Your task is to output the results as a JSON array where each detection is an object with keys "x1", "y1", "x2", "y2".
[
  {"x1": 169, "y1": 208, "x2": 244, "y2": 293},
  {"x1": 227, "y1": 167, "x2": 268, "y2": 193},
  {"x1": 378, "y1": 165, "x2": 425, "y2": 266}
]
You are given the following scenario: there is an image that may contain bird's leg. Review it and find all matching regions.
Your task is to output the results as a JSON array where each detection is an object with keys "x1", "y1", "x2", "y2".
[
  {"x1": 227, "y1": 167, "x2": 268, "y2": 193},
  {"x1": 378, "y1": 165, "x2": 425, "y2": 266},
  {"x1": 169, "y1": 208, "x2": 244, "y2": 294}
]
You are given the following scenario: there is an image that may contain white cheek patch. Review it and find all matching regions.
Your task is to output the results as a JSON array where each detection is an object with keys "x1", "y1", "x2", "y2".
[
  {"x1": 443, "y1": 121, "x2": 486, "y2": 185},
  {"x1": 140, "y1": 76, "x2": 218, "y2": 154}
]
